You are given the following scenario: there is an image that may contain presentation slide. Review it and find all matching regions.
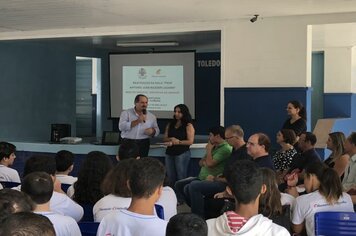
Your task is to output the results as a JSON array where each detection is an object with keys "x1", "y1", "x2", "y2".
[
  {"x1": 122, "y1": 66, "x2": 184, "y2": 111},
  {"x1": 109, "y1": 52, "x2": 195, "y2": 119}
]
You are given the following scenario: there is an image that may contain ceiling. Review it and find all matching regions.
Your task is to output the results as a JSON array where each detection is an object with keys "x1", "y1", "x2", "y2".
[{"x1": 1, "y1": 0, "x2": 356, "y2": 51}]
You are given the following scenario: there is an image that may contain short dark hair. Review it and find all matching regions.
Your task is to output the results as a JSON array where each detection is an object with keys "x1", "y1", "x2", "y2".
[
  {"x1": 55, "y1": 150, "x2": 75, "y2": 172},
  {"x1": 347, "y1": 132, "x2": 356, "y2": 145},
  {"x1": 257, "y1": 133, "x2": 271, "y2": 152},
  {"x1": 280, "y1": 129, "x2": 296, "y2": 145},
  {"x1": 118, "y1": 140, "x2": 140, "y2": 160},
  {"x1": 0, "y1": 212, "x2": 55, "y2": 236},
  {"x1": 208, "y1": 126, "x2": 225, "y2": 139},
  {"x1": 23, "y1": 155, "x2": 56, "y2": 178},
  {"x1": 226, "y1": 160, "x2": 262, "y2": 204},
  {"x1": 0, "y1": 189, "x2": 34, "y2": 223},
  {"x1": 129, "y1": 158, "x2": 165, "y2": 198},
  {"x1": 302, "y1": 132, "x2": 317, "y2": 146},
  {"x1": 166, "y1": 213, "x2": 207, "y2": 236},
  {"x1": 0, "y1": 142, "x2": 16, "y2": 161},
  {"x1": 22, "y1": 172, "x2": 53, "y2": 205},
  {"x1": 134, "y1": 94, "x2": 148, "y2": 103},
  {"x1": 101, "y1": 159, "x2": 136, "y2": 197}
]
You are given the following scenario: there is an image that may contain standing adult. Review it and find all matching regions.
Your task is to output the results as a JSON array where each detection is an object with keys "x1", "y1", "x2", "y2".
[
  {"x1": 119, "y1": 94, "x2": 160, "y2": 158},
  {"x1": 163, "y1": 104, "x2": 195, "y2": 186},
  {"x1": 282, "y1": 101, "x2": 307, "y2": 137}
]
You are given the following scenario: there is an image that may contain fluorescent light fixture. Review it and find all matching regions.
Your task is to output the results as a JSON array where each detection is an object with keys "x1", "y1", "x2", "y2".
[{"x1": 116, "y1": 41, "x2": 179, "y2": 47}]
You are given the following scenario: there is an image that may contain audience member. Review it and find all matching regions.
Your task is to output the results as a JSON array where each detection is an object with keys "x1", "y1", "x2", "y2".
[
  {"x1": 0, "y1": 188, "x2": 34, "y2": 222},
  {"x1": 246, "y1": 133, "x2": 274, "y2": 169},
  {"x1": 93, "y1": 159, "x2": 134, "y2": 222},
  {"x1": 324, "y1": 132, "x2": 350, "y2": 178},
  {"x1": 22, "y1": 171, "x2": 81, "y2": 236},
  {"x1": 166, "y1": 213, "x2": 207, "y2": 236},
  {"x1": 184, "y1": 125, "x2": 250, "y2": 218},
  {"x1": 69, "y1": 151, "x2": 113, "y2": 204},
  {"x1": 0, "y1": 212, "x2": 55, "y2": 236},
  {"x1": 206, "y1": 160, "x2": 289, "y2": 235},
  {"x1": 342, "y1": 132, "x2": 356, "y2": 203},
  {"x1": 163, "y1": 104, "x2": 195, "y2": 186},
  {"x1": 0, "y1": 141, "x2": 20, "y2": 183},
  {"x1": 55, "y1": 150, "x2": 77, "y2": 185},
  {"x1": 289, "y1": 162, "x2": 354, "y2": 236},
  {"x1": 117, "y1": 139, "x2": 140, "y2": 160},
  {"x1": 119, "y1": 94, "x2": 160, "y2": 157},
  {"x1": 273, "y1": 129, "x2": 298, "y2": 171},
  {"x1": 174, "y1": 126, "x2": 232, "y2": 208},
  {"x1": 281, "y1": 100, "x2": 306, "y2": 137},
  {"x1": 97, "y1": 158, "x2": 167, "y2": 236},
  {"x1": 23, "y1": 155, "x2": 84, "y2": 221}
]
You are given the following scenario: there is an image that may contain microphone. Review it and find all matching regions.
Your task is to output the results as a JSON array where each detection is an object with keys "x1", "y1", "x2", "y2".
[{"x1": 142, "y1": 109, "x2": 147, "y2": 123}]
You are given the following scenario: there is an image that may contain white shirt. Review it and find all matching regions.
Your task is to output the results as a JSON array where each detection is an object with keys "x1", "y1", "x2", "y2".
[
  {"x1": 156, "y1": 186, "x2": 177, "y2": 220},
  {"x1": 292, "y1": 191, "x2": 354, "y2": 236},
  {"x1": 67, "y1": 184, "x2": 75, "y2": 198},
  {"x1": 119, "y1": 108, "x2": 159, "y2": 140},
  {"x1": 97, "y1": 209, "x2": 167, "y2": 236},
  {"x1": 93, "y1": 194, "x2": 131, "y2": 222},
  {"x1": 50, "y1": 191, "x2": 84, "y2": 222},
  {"x1": 342, "y1": 153, "x2": 356, "y2": 191},
  {"x1": 0, "y1": 165, "x2": 21, "y2": 183},
  {"x1": 36, "y1": 211, "x2": 82, "y2": 236},
  {"x1": 56, "y1": 174, "x2": 77, "y2": 185},
  {"x1": 206, "y1": 213, "x2": 290, "y2": 236},
  {"x1": 281, "y1": 192, "x2": 296, "y2": 214}
]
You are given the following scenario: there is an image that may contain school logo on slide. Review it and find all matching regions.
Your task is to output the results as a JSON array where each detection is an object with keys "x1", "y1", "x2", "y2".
[{"x1": 138, "y1": 68, "x2": 147, "y2": 79}]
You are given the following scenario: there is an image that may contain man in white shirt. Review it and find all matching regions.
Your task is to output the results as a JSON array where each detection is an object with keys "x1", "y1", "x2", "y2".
[
  {"x1": 343, "y1": 132, "x2": 356, "y2": 203},
  {"x1": 97, "y1": 158, "x2": 167, "y2": 236},
  {"x1": 23, "y1": 155, "x2": 84, "y2": 221},
  {"x1": 55, "y1": 150, "x2": 77, "y2": 185},
  {"x1": 21, "y1": 171, "x2": 81, "y2": 236},
  {"x1": 119, "y1": 94, "x2": 159, "y2": 157},
  {"x1": 0, "y1": 142, "x2": 21, "y2": 183},
  {"x1": 206, "y1": 160, "x2": 289, "y2": 236}
]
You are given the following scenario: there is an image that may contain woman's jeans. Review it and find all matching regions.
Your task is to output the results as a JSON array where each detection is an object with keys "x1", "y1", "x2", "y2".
[{"x1": 165, "y1": 150, "x2": 191, "y2": 186}]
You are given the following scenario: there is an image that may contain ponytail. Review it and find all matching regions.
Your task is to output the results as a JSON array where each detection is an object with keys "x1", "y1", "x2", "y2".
[{"x1": 319, "y1": 168, "x2": 343, "y2": 204}]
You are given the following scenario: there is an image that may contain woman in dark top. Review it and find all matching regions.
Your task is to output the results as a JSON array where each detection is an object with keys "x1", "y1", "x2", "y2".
[
  {"x1": 163, "y1": 104, "x2": 195, "y2": 186},
  {"x1": 282, "y1": 100, "x2": 307, "y2": 137},
  {"x1": 324, "y1": 132, "x2": 350, "y2": 178}
]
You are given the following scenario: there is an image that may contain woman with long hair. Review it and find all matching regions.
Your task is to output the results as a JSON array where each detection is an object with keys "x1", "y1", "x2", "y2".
[
  {"x1": 290, "y1": 162, "x2": 354, "y2": 236},
  {"x1": 163, "y1": 104, "x2": 195, "y2": 186},
  {"x1": 324, "y1": 132, "x2": 350, "y2": 178},
  {"x1": 282, "y1": 101, "x2": 307, "y2": 138},
  {"x1": 273, "y1": 129, "x2": 298, "y2": 172}
]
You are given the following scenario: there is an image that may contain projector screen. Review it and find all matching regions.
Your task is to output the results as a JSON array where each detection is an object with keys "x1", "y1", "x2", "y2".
[{"x1": 109, "y1": 52, "x2": 195, "y2": 119}]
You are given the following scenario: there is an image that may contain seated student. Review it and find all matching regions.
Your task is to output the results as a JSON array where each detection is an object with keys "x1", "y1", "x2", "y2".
[
  {"x1": 0, "y1": 212, "x2": 56, "y2": 236},
  {"x1": 55, "y1": 150, "x2": 77, "y2": 185},
  {"x1": 288, "y1": 162, "x2": 354, "y2": 236},
  {"x1": 175, "y1": 126, "x2": 232, "y2": 206},
  {"x1": 23, "y1": 155, "x2": 84, "y2": 222},
  {"x1": 246, "y1": 133, "x2": 275, "y2": 170},
  {"x1": 117, "y1": 139, "x2": 140, "y2": 161},
  {"x1": 206, "y1": 160, "x2": 289, "y2": 236},
  {"x1": 0, "y1": 188, "x2": 34, "y2": 222},
  {"x1": 166, "y1": 213, "x2": 207, "y2": 236},
  {"x1": 0, "y1": 141, "x2": 21, "y2": 183},
  {"x1": 21, "y1": 172, "x2": 81, "y2": 236},
  {"x1": 97, "y1": 158, "x2": 168, "y2": 236},
  {"x1": 273, "y1": 129, "x2": 298, "y2": 172},
  {"x1": 93, "y1": 159, "x2": 135, "y2": 222},
  {"x1": 342, "y1": 132, "x2": 356, "y2": 202}
]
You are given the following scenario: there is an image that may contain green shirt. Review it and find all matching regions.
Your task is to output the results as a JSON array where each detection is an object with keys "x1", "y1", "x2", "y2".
[{"x1": 198, "y1": 141, "x2": 232, "y2": 180}]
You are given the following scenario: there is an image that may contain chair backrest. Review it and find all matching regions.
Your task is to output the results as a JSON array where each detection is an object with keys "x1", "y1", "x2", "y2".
[
  {"x1": 80, "y1": 203, "x2": 94, "y2": 222},
  {"x1": 154, "y1": 204, "x2": 164, "y2": 220},
  {"x1": 61, "y1": 183, "x2": 71, "y2": 193},
  {"x1": 315, "y1": 211, "x2": 356, "y2": 236},
  {"x1": 0, "y1": 181, "x2": 21, "y2": 188},
  {"x1": 78, "y1": 222, "x2": 99, "y2": 236}
]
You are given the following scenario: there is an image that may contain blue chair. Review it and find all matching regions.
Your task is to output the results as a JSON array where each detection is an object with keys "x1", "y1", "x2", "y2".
[
  {"x1": 155, "y1": 204, "x2": 164, "y2": 220},
  {"x1": 0, "y1": 181, "x2": 21, "y2": 188},
  {"x1": 80, "y1": 203, "x2": 94, "y2": 222},
  {"x1": 315, "y1": 211, "x2": 356, "y2": 236},
  {"x1": 78, "y1": 222, "x2": 99, "y2": 236}
]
